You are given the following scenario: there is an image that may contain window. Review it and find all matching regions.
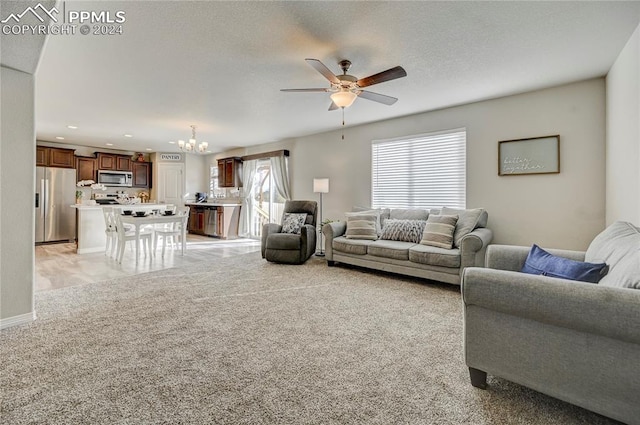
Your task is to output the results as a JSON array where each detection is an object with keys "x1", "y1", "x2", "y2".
[
  {"x1": 209, "y1": 165, "x2": 220, "y2": 198},
  {"x1": 372, "y1": 128, "x2": 466, "y2": 209}
]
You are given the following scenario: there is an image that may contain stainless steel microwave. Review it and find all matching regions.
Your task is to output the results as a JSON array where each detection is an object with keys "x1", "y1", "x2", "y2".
[{"x1": 97, "y1": 170, "x2": 133, "y2": 187}]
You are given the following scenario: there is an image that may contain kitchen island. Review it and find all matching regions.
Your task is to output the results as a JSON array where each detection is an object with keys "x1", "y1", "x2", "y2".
[
  {"x1": 185, "y1": 202, "x2": 241, "y2": 239},
  {"x1": 71, "y1": 203, "x2": 172, "y2": 254}
]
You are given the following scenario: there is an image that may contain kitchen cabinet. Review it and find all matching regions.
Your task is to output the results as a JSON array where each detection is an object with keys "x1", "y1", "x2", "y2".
[
  {"x1": 217, "y1": 157, "x2": 243, "y2": 187},
  {"x1": 189, "y1": 206, "x2": 206, "y2": 235},
  {"x1": 36, "y1": 146, "x2": 75, "y2": 168},
  {"x1": 187, "y1": 204, "x2": 240, "y2": 239},
  {"x1": 132, "y1": 162, "x2": 152, "y2": 188},
  {"x1": 117, "y1": 156, "x2": 132, "y2": 171},
  {"x1": 76, "y1": 157, "x2": 97, "y2": 182},
  {"x1": 97, "y1": 153, "x2": 132, "y2": 171}
]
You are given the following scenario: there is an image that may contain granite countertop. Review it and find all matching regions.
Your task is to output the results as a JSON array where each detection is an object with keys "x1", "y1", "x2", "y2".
[
  {"x1": 71, "y1": 203, "x2": 171, "y2": 210},
  {"x1": 185, "y1": 202, "x2": 242, "y2": 207}
]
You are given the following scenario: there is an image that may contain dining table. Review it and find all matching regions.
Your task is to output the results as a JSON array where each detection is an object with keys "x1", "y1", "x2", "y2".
[{"x1": 119, "y1": 213, "x2": 189, "y2": 262}]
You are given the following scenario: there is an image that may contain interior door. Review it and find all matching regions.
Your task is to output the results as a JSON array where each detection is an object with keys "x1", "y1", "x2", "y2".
[{"x1": 157, "y1": 163, "x2": 185, "y2": 206}]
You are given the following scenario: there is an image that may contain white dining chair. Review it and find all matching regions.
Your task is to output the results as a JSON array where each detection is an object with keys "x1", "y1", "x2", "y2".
[
  {"x1": 115, "y1": 213, "x2": 153, "y2": 263},
  {"x1": 153, "y1": 206, "x2": 190, "y2": 257},
  {"x1": 102, "y1": 207, "x2": 118, "y2": 257}
]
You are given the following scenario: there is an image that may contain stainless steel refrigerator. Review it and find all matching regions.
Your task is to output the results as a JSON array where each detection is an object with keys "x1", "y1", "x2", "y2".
[{"x1": 35, "y1": 166, "x2": 76, "y2": 243}]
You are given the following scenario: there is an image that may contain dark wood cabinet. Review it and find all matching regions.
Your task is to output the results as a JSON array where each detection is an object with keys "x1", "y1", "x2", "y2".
[
  {"x1": 49, "y1": 148, "x2": 75, "y2": 168},
  {"x1": 132, "y1": 162, "x2": 152, "y2": 188},
  {"x1": 217, "y1": 157, "x2": 243, "y2": 187},
  {"x1": 36, "y1": 146, "x2": 75, "y2": 168},
  {"x1": 189, "y1": 207, "x2": 206, "y2": 235},
  {"x1": 97, "y1": 153, "x2": 132, "y2": 171},
  {"x1": 97, "y1": 153, "x2": 116, "y2": 170},
  {"x1": 36, "y1": 147, "x2": 47, "y2": 166},
  {"x1": 76, "y1": 157, "x2": 97, "y2": 182},
  {"x1": 117, "y1": 156, "x2": 132, "y2": 171}
]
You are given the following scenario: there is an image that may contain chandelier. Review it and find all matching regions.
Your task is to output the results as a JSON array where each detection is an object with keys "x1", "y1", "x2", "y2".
[{"x1": 178, "y1": 125, "x2": 208, "y2": 153}]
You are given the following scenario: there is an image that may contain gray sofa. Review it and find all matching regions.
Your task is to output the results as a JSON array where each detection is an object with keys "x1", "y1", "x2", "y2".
[
  {"x1": 323, "y1": 208, "x2": 493, "y2": 285},
  {"x1": 462, "y1": 221, "x2": 640, "y2": 425}
]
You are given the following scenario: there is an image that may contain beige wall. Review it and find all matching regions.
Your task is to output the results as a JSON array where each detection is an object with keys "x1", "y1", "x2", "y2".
[
  {"x1": 220, "y1": 79, "x2": 606, "y2": 250},
  {"x1": 606, "y1": 23, "x2": 640, "y2": 226},
  {"x1": 1, "y1": 66, "x2": 36, "y2": 325}
]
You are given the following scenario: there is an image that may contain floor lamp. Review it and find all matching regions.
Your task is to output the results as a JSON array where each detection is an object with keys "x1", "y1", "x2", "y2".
[{"x1": 313, "y1": 178, "x2": 329, "y2": 256}]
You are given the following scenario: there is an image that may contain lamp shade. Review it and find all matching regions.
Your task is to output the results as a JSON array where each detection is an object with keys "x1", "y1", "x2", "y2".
[
  {"x1": 330, "y1": 90, "x2": 357, "y2": 108},
  {"x1": 313, "y1": 178, "x2": 329, "y2": 193}
]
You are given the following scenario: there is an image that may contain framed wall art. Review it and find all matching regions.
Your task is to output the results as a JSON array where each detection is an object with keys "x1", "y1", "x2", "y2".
[{"x1": 498, "y1": 135, "x2": 560, "y2": 176}]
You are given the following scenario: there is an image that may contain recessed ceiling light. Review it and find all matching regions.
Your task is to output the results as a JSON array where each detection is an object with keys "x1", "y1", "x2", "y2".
[
  {"x1": 124, "y1": 134, "x2": 133, "y2": 138},
  {"x1": 67, "y1": 125, "x2": 78, "y2": 129},
  {"x1": 55, "y1": 136, "x2": 64, "y2": 140},
  {"x1": 106, "y1": 143, "x2": 114, "y2": 146},
  {"x1": 168, "y1": 141, "x2": 175, "y2": 144},
  {"x1": 145, "y1": 148, "x2": 153, "y2": 151}
]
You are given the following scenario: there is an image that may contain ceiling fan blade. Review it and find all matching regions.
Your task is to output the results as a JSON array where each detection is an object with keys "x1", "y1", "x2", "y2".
[
  {"x1": 328, "y1": 101, "x2": 339, "y2": 111},
  {"x1": 280, "y1": 88, "x2": 330, "y2": 92},
  {"x1": 305, "y1": 58, "x2": 340, "y2": 84},
  {"x1": 357, "y1": 90, "x2": 398, "y2": 105},
  {"x1": 356, "y1": 66, "x2": 407, "y2": 88}
]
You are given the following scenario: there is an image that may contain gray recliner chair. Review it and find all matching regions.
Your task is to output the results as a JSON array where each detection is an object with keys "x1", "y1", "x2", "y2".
[{"x1": 262, "y1": 200, "x2": 318, "y2": 264}]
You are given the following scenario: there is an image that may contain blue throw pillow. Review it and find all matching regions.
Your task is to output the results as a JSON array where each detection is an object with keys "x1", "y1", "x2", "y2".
[{"x1": 521, "y1": 244, "x2": 609, "y2": 283}]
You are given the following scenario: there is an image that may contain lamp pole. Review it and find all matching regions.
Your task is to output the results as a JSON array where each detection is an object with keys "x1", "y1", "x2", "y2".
[{"x1": 313, "y1": 178, "x2": 329, "y2": 256}]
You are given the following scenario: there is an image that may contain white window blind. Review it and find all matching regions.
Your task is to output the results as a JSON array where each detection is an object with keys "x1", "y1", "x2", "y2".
[{"x1": 372, "y1": 128, "x2": 466, "y2": 209}]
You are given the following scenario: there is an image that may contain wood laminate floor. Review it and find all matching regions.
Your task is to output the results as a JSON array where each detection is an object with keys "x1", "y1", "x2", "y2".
[{"x1": 35, "y1": 235, "x2": 261, "y2": 292}]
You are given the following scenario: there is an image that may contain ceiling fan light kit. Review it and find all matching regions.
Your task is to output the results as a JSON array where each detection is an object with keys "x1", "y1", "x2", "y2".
[
  {"x1": 178, "y1": 125, "x2": 208, "y2": 154},
  {"x1": 330, "y1": 90, "x2": 357, "y2": 108}
]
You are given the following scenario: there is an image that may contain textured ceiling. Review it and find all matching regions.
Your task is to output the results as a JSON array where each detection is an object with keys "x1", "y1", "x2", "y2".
[{"x1": 28, "y1": 1, "x2": 640, "y2": 153}]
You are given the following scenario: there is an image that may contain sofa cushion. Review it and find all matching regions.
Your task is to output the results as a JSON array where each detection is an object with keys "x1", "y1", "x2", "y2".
[
  {"x1": 441, "y1": 207, "x2": 486, "y2": 247},
  {"x1": 266, "y1": 233, "x2": 301, "y2": 250},
  {"x1": 409, "y1": 244, "x2": 461, "y2": 268},
  {"x1": 380, "y1": 219, "x2": 427, "y2": 243},
  {"x1": 521, "y1": 244, "x2": 609, "y2": 283},
  {"x1": 585, "y1": 221, "x2": 640, "y2": 289},
  {"x1": 420, "y1": 214, "x2": 458, "y2": 249},
  {"x1": 332, "y1": 236, "x2": 371, "y2": 255},
  {"x1": 352, "y1": 207, "x2": 390, "y2": 233},
  {"x1": 345, "y1": 213, "x2": 378, "y2": 240},
  {"x1": 389, "y1": 208, "x2": 429, "y2": 221},
  {"x1": 367, "y1": 240, "x2": 414, "y2": 260}
]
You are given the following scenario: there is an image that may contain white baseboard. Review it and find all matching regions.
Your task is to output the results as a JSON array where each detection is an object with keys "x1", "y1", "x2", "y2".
[{"x1": 1, "y1": 311, "x2": 36, "y2": 330}]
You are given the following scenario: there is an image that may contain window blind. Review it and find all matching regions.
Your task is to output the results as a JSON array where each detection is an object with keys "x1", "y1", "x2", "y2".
[{"x1": 372, "y1": 129, "x2": 466, "y2": 209}]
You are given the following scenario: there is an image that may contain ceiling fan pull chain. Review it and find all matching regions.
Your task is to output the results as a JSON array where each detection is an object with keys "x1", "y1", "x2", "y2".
[{"x1": 342, "y1": 108, "x2": 345, "y2": 140}]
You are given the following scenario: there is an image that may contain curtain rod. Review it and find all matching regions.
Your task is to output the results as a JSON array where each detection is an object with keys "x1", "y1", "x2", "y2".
[{"x1": 241, "y1": 149, "x2": 290, "y2": 161}]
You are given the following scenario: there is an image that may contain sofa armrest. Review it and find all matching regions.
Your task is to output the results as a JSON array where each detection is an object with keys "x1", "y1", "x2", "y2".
[
  {"x1": 462, "y1": 267, "x2": 640, "y2": 345},
  {"x1": 322, "y1": 221, "x2": 347, "y2": 261},
  {"x1": 485, "y1": 244, "x2": 586, "y2": 271},
  {"x1": 261, "y1": 223, "x2": 282, "y2": 258},
  {"x1": 459, "y1": 227, "x2": 493, "y2": 273}
]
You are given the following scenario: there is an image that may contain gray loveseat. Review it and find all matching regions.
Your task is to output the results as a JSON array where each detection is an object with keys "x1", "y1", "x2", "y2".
[
  {"x1": 323, "y1": 207, "x2": 493, "y2": 285},
  {"x1": 462, "y1": 221, "x2": 640, "y2": 424}
]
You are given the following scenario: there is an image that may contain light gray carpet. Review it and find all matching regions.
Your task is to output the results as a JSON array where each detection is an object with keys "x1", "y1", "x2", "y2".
[{"x1": 0, "y1": 253, "x2": 621, "y2": 424}]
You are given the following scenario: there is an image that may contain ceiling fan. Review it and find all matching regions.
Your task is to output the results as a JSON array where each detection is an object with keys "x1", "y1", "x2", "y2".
[{"x1": 281, "y1": 58, "x2": 407, "y2": 110}]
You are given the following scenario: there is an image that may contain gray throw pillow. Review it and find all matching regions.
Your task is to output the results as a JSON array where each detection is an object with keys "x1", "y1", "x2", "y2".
[
  {"x1": 345, "y1": 213, "x2": 378, "y2": 240},
  {"x1": 380, "y1": 219, "x2": 427, "y2": 243},
  {"x1": 420, "y1": 214, "x2": 459, "y2": 249},
  {"x1": 282, "y1": 213, "x2": 307, "y2": 234},
  {"x1": 441, "y1": 207, "x2": 485, "y2": 248}
]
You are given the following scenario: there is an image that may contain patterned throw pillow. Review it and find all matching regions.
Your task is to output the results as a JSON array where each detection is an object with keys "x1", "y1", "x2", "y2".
[
  {"x1": 345, "y1": 213, "x2": 378, "y2": 240},
  {"x1": 282, "y1": 213, "x2": 307, "y2": 234},
  {"x1": 380, "y1": 219, "x2": 427, "y2": 243},
  {"x1": 420, "y1": 214, "x2": 459, "y2": 249}
]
